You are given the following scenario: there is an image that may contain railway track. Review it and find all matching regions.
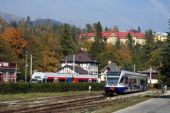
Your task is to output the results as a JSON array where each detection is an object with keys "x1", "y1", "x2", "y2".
[
  {"x1": 0, "y1": 90, "x2": 159, "y2": 113},
  {"x1": 0, "y1": 95, "x2": 105, "y2": 113}
]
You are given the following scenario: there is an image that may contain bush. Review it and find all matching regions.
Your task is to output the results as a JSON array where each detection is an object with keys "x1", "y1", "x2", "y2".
[{"x1": 0, "y1": 83, "x2": 105, "y2": 94}]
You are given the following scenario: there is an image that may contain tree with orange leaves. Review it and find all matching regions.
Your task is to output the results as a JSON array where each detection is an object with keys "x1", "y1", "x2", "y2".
[{"x1": 2, "y1": 27, "x2": 28, "y2": 56}]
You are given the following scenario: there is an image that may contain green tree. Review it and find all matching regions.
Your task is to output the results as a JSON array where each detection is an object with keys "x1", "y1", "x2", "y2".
[
  {"x1": 97, "y1": 44, "x2": 117, "y2": 68},
  {"x1": 145, "y1": 29, "x2": 155, "y2": 53},
  {"x1": 89, "y1": 22, "x2": 104, "y2": 58},
  {"x1": 138, "y1": 26, "x2": 141, "y2": 32},
  {"x1": 131, "y1": 44, "x2": 144, "y2": 71},
  {"x1": 144, "y1": 29, "x2": 155, "y2": 67},
  {"x1": 60, "y1": 24, "x2": 76, "y2": 56},
  {"x1": 86, "y1": 24, "x2": 92, "y2": 33},
  {"x1": 93, "y1": 22, "x2": 103, "y2": 43},
  {"x1": 104, "y1": 27, "x2": 109, "y2": 31},
  {"x1": 127, "y1": 33, "x2": 134, "y2": 50},
  {"x1": 115, "y1": 37, "x2": 121, "y2": 49},
  {"x1": 160, "y1": 32, "x2": 170, "y2": 85}
]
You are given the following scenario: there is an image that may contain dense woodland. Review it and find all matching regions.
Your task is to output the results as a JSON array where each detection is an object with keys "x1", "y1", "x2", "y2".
[{"x1": 0, "y1": 16, "x2": 170, "y2": 85}]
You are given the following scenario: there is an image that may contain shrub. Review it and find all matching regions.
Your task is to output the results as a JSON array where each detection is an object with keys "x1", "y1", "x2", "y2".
[{"x1": 0, "y1": 83, "x2": 105, "y2": 94}]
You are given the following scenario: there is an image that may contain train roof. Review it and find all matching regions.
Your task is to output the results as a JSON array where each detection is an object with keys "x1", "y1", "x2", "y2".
[{"x1": 107, "y1": 70, "x2": 147, "y2": 77}]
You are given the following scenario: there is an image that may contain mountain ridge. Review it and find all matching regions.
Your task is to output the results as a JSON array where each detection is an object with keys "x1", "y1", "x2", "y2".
[{"x1": 0, "y1": 11, "x2": 62, "y2": 25}]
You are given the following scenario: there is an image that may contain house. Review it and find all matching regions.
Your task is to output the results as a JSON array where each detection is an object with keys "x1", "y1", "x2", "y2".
[
  {"x1": 154, "y1": 32, "x2": 168, "y2": 42},
  {"x1": 99, "y1": 61, "x2": 120, "y2": 82},
  {"x1": 61, "y1": 50, "x2": 99, "y2": 75},
  {"x1": 57, "y1": 65, "x2": 98, "y2": 83},
  {"x1": 0, "y1": 62, "x2": 17, "y2": 83},
  {"x1": 58, "y1": 65, "x2": 88, "y2": 75},
  {"x1": 60, "y1": 50, "x2": 99, "y2": 82},
  {"x1": 140, "y1": 68, "x2": 158, "y2": 87}
]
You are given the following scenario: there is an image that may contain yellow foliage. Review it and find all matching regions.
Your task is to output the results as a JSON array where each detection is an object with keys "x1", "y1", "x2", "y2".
[
  {"x1": 2, "y1": 27, "x2": 28, "y2": 56},
  {"x1": 116, "y1": 45, "x2": 132, "y2": 65}
]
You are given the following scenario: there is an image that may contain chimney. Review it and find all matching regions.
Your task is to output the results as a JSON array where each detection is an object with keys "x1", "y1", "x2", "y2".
[{"x1": 108, "y1": 61, "x2": 112, "y2": 64}]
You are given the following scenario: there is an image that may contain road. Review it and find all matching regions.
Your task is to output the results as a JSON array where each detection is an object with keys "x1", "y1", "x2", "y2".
[{"x1": 113, "y1": 90, "x2": 170, "y2": 113}]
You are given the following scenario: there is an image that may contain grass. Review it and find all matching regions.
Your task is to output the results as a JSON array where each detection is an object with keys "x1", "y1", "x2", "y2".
[
  {"x1": 91, "y1": 96, "x2": 150, "y2": 113},
  {"x1": 92, "y1": 91, "x2": 162, "y2": 113},
  {"x1": 0, "y1": 91, "x2": 103, "y2": 101}
]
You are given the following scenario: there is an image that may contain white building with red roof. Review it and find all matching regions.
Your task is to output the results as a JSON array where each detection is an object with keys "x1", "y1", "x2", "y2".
[
  {"x1": 80, "y1": 31, "x2": 146, "y2": 45},
  {"x1": 0, "y1": 62, "x2": 17, "y2": 83}
]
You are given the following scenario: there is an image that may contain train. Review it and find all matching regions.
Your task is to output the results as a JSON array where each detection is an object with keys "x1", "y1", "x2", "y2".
[
  {"x1": 31, "y1": 72, "x2": 97, "y2": 83},
  {"x1": 105, "y1": 70, "x2": 148, "y2": 95}
]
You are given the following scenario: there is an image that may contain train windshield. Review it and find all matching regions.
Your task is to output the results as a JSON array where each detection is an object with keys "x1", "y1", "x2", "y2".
[
  {"x1": 106, "y1": 72, "x2": 121, "y2": 85},
  {"x1": 107, "y1": 72, "x2": 121, "y2": 76},
  {"x1": 107, "y1": 77, "x2": 119, "y2": 85}
]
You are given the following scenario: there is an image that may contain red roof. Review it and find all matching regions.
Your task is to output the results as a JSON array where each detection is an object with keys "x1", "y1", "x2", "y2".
[
  {"x1": 79, "y1": 31, "x2": 145, "y2": 39},
  {"x1": 114, "y1": 32, "x2": 129, "y2": 38},
  {"x1": 130, "y1": 32, "x2": 145, "y2": 38},
  {"x1": 101, "y1": 32, "x2": 112, "y2": 37},
  {"x1": 79, "y1": 33, "x2": 95, "y2": 37},
  {"x1": 86, "y1": 33, "x2": 95, "y2": 37}
]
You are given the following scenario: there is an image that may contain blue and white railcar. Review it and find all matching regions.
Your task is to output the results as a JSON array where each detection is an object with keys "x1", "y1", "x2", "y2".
[{"x1": 105, "y1": 70, "x2": 148, "y2": 95}]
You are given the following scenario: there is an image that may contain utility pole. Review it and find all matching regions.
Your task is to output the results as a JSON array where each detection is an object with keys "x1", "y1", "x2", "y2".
[
  {"x1": 149, "y1": 67, "x2": 152, "y2": 87},
  {"x1": 15, "y1": 64, "x2": 17, "y2": 83},
  {"x1": 30, "y1": 55, "x2": 32, "y2": 77},
  {"x1": 134, "y1": 64, "x2": 136, "y2": 72},
  {"x1": 25, "y1": 51, "x2": 28, "y2": 83},
  {"x1": 73, "y1": 55, "x2": 75, "y2": 77}
]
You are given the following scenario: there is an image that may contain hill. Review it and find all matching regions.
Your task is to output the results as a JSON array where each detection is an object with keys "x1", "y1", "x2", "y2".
[
  {"x1": 0, "y1": 11, "x2": 62, "y2": 26},
  {"x1": 32, "y1": 18, "x2": 62, "y2": 26},
  {"x1": 0, "y1": 12, "x2": 24, "y2": 23}
]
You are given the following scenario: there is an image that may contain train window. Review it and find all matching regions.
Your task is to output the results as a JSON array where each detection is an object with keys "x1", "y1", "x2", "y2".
[
  {"x1": 107, "y1": 72, "x2": 121, "y2": 76},
  {"x1": 92, "y1": 80, "x2": 96, "y2": 82},
  {"x1": 107, "y1": 77, "x2": 119, "y2": 85},
  {"x1": 120, "y1": 77, "x2": 124, "y2": 84},
  {"x1": 133, "y1": 78, "x2": 137, "y2": 83},
  {"x1": 9, "y1": 72, "x2": 14, "y2": 75},
  {"x1": 125, "y1": 77, "x2": 128, "y2": 84},
  {"x1": 140, "y1": 79, "x2": 145, "y2": 85}
]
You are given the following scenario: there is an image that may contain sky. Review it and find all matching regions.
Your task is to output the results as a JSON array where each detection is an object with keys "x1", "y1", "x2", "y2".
[{"x1": 0, "y1": 0, "x2": 170, "y2": 32}]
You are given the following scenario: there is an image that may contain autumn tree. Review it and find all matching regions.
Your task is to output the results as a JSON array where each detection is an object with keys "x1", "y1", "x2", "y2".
[
  {"x1": 2, "y1": 27, "x2": 28, "y2": 57},
  {"x1": 0, "y1": 39, "x2": 18, "y2": 62},
  {"x1": 115, "y1": 45, "x2": 132, "y2": 70}
]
